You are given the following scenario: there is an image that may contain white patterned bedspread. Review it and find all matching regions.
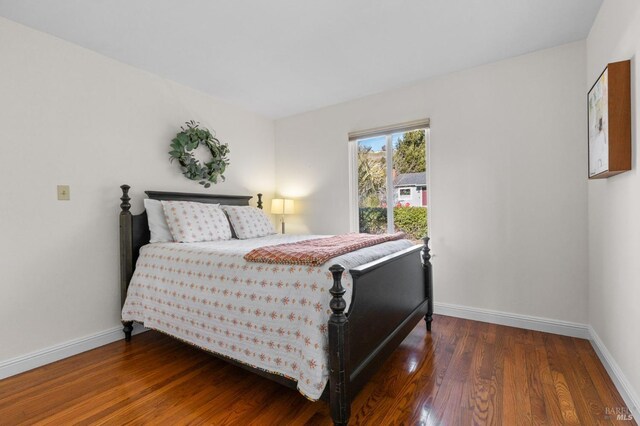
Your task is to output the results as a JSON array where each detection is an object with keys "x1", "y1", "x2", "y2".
[{"x1": 122, "y1": 234, "x2": 414, "y2": 400}]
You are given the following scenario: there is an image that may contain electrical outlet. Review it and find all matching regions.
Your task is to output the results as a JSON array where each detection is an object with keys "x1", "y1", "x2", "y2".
[{"x1": 57, "y1": 185, "x2": 70, "y2": 201}]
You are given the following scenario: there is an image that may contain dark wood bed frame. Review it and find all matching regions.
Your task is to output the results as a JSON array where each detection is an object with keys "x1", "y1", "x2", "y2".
[{"x1": 118, "y1": 184, "x2": 433, "y2": 426}]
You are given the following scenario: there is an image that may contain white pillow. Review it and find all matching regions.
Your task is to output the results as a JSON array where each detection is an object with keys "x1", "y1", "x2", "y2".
[
  {"x1": 162, "y1": 200, "x2": 231, "y2": 243},
  {"x1": 222, "y1": 205, "x2": 276, "y2": 239},
  {"x1": 144, "y1": 199, "x2": 174, "y2": 243}
]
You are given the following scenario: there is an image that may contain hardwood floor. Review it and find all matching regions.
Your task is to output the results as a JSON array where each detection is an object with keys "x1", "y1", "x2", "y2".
[{"x1": 0, "y1": 315, "x2": 633, "y2": 425}]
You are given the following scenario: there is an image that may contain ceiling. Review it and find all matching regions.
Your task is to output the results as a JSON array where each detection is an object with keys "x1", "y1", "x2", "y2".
[{"x1": 0, "y1": 0, "x2": 602, "y2": 118}]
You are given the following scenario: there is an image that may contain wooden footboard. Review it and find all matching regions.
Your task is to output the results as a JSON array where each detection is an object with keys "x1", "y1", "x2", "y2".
[{"x1": 328, "y1": 238, "x2": 432, "y2": 425}]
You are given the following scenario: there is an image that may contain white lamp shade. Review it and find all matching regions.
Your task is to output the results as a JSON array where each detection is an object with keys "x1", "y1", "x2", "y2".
[
  {"x1": 271, "y1": 198, "x2": 283, "y2": 214},
  {"x1": 283, "y1": 199, "x2": 295, "y2": 215},
  {"x1": 271, "y1": 198, "x2": 294, "y2": 214}
]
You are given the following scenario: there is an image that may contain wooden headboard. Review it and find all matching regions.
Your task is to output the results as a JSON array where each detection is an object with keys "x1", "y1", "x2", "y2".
[{"x1": 119, "y1": 184, "x2": 263, "y2": 307}]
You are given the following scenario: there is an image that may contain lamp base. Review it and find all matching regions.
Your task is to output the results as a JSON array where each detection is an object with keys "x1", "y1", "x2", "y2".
[{"x1": 281, "y1": 220, "x2": 285, "y2": 234}]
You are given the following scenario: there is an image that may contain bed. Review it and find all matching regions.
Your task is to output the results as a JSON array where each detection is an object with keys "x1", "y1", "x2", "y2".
[{"x1": 118, "y1": 185, "x2": 433, "y2": 426}]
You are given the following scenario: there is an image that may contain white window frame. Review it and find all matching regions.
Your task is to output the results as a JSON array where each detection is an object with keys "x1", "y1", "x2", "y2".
[{"x1": 348, "y1": 119, "x2": 431, "y2": 235}]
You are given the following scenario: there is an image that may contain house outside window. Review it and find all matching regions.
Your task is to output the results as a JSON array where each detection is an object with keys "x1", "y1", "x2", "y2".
[
  {"x1": 394, "y1": 173, "x2": 427, "y2": 207},
  {"x1": 348, "y1": 120, "x2": 430, "y2": 243}
]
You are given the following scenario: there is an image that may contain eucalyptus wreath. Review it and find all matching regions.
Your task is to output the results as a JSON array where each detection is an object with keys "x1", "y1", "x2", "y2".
[{"x1": 169, "y1": 120, "x2": 230, "y2": 188}]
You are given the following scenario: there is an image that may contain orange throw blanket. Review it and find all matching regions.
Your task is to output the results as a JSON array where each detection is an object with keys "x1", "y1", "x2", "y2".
[{"x1": 244, "y1": 232, "x2": 406, "y2": 266}]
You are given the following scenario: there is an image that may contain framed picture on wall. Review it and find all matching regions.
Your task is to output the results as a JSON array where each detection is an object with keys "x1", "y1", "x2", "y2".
[
  {"x1": 587, "y1": 60, "x2": 631, "y2": 179},
  {"x1": 588, "y1": 68, "x2": 609, "y2": 177}
]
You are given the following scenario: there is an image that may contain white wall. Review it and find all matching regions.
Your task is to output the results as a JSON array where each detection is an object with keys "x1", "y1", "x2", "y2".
[
  {"x1": 0, "y1": 17, "x2": 275, "y2": 362},
  {"x1": 276, "y1": 42, "x2": 588, "y2": 324},
  {"x1": 587, "y1": 0, "x2": 640, "y2": 412}
]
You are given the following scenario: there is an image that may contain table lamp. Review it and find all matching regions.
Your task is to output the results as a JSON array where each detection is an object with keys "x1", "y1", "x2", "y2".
[{"x1": 271, "y1": 198, "x2": 294, "y2": 233}]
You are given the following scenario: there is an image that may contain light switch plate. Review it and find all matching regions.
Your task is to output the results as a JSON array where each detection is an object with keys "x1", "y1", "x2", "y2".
[{"x1": 57, "y1": 185, "x2": 70, "y2": 201}]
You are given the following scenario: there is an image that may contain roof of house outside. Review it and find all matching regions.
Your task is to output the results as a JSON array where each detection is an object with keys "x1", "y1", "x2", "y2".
[{"x1": 394, "y1": 172, "x2": 426, "y2": 187}]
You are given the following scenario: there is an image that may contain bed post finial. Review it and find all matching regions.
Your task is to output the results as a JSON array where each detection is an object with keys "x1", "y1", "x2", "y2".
[
  {"x1": 257, "y1": 193, "x2": 263, "y2": 209},
  {"x1": 120, "y1": 184, "x2": 134, "y2": 341},
  {"x1": 422, "y1": 236, "x2": 433, "y2": 332},
  {"x1": 328, "y1": 264, "x2": 350, "y2": 426},
  {"x1": 120, "y1": 184, "x2": 131, "y2": 212},
  {"x1": 329, "y1": 264, "x2": 347, "y2": 321}
]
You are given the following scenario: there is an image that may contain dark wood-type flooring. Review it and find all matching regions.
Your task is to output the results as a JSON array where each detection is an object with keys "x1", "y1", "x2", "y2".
[{"x1": 0, "y1": 315, "x2": 633, "y2": 425}]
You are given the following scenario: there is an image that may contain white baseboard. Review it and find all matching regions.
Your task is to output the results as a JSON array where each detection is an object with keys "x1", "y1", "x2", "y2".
[
  {"x1": 589, "y1": 326, "x2": 639, "y2": 421},
  {"x1": 434, "y1": 302, "x2": 590, "y2": 339},
  {"x1": 0, "y1": 323, "x2": 146, "y2": 380}
]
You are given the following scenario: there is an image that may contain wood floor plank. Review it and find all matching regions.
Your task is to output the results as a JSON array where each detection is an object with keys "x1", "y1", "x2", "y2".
[
  {"x1": 347, "y1": 324, "x2": 434, "y2": 426},
  {"x1": 563, "y1": 338, "x2": 612, "y2": 425},
  {"x1": 534, "y1": 341, "x2": 565, "y2": 425},
  {"x1": 544, "y1": 334, "x2": 582, "y2": 425},
  {"x1": 471, "y1": 337, "x2": 495, "y2": 425},
  {"x1": 424, "y1": 318, "x2": 475, "y2": 425},
  {"x1": 89, "y1": 360, "x2": 213, "y2": 425},
  {"x1": 513, "y1": 342, "x2": 533, "y2": 425},
  {"x1": 133, "y1": 365, "x2": 259, "y2": 425},
  {"x1": 501, "y1": 333, "x2": 519, "y2": 426},
  {"x1": 170, "y1": 370, "x2": 262, "y2": 425},
  {"x1": 459, "y1": 322, "x2": 491, "y2": 425},
  {"x1": 551, "y1": 334, "x2": 609, "y2": 425},
  {"x1": 6, "y1": 342, "x2": 204, "y2": 423},
  {"x1": 0, "y1": 315, "x2": 633, "y2": 426},
  {"x1": 378, "y1": 317, "x2": 454, "y2": 424},
  {"x1": 574, "y1": 338, "x2": 629, "y2": 418},
  {"x1": 0, "y1": 333, "x2": 177, "y2": 405},
  {"x1": 485, "y1": 323, "x2": 508, "y2": 426},
  {"x1": 50, "y1": 360, "x2": 233, "y2": 425},
  {"x1": 525, "y1": 343, "x2": 548, "y2": 426}
]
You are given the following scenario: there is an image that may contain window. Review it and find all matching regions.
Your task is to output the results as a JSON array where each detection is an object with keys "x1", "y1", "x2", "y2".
[{"x1": 349, "y1": 119, "x2": 430, "y2": 243}]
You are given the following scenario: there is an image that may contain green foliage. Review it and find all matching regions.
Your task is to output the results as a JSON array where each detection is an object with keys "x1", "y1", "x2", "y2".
[
  {"x1": 393, "y1": 130, "x2": 426, "y2": 174},
  {"x1": 169, "y1": 120, "x2": 230, "y2": 188},
  {"x1": 393, "y1": 206, "x2": 428, "y2": 240},
  {"x1": 357, "y1": 146, "x2": 386, "y2": 207},
  {"x1": 359, "y1": 206, "x2": 427, "y2": 241},
  {"x1": 358, "y1": 207, "x2": 387, "y2": 234}
]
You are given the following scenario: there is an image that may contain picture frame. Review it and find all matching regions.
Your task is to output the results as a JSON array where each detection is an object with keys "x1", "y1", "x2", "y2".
[{"x1": 587, "y1": 60, "x2": 631, "y2": 179}]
